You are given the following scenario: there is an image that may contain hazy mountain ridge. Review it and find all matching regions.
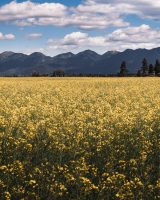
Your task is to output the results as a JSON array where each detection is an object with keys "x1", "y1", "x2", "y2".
[{"x1": 0, "y1": 48, "x2": 160, "y2": 75}]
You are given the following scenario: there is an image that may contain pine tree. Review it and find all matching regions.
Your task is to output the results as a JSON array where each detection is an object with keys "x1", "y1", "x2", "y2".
[
  {"x1": 120, "y1": 61, "x2": 128, "y2": 76},
  {"x1": 141, "y1": 58, "x2": 148, "y2": 75},
  {"x1": 155, "y1": 59, "x2": 160, "y2": 75},
  {"x1": 148, "y1": 64, "x2": 155, "y2": 75}
]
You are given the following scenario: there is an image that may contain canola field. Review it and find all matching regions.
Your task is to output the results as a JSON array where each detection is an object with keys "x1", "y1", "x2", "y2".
[{"x1": 0, "y1": 77, "x2": 159, "y2": 200}]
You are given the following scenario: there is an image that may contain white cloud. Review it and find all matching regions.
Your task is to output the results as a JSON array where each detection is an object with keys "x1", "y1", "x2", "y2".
[
  {"x1": 27, "y1": 33, "x2": 43, "y2": 39},
  {"x1": 0, "y1": 32, "x2": 15, "y2": 40},
  {"x1": 47, "y1": 25, "x2": 160, "y2": 54},
  {"x1": 0, "y1": 0, "x2": 159, "y2": 30},
  {"x1": 0, "y1": 0, "x2": 159, "y2": 29},
  {"x1": 0, "y1": 1, "x2": 160, "y2": 56},
  {"x1": 48, "y1": 32, "x2": 106, "y2": 51},
  {"x1": 91, "y1": 0, "x2": 160, "y2": 20},
  {"x1": 0, "y1": 1, "x2": 67, "y2": 20},
  {"x1": 0, "y1": 1, "x2": 129, "y2": 29}
]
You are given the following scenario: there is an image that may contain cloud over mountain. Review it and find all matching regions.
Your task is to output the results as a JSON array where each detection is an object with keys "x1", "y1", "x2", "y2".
[{"x1": 47, "y1": 25, "x2": 160, "y2": 53}]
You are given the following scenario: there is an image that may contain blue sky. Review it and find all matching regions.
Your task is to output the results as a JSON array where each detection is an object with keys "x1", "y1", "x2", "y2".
[
  {"x1": 0, "y1": 0, "x2": 160, "y2": 56},
  {"x1": 0, "y1": 0, "x2": 82, "y2": 6}
]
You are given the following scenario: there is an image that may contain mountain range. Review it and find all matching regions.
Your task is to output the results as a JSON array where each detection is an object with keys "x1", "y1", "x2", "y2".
[{"x1": 0, "y1": 47, "x2": 160, "y2": 76}]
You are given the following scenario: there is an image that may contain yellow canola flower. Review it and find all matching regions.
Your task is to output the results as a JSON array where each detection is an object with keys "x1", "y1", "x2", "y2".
[{"x1": 0, "y1": 77, "x2": 159, "y2": 199}]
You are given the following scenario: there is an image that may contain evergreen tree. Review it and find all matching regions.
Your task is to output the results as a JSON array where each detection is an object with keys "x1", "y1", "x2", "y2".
[
  {"x1": 119, "y1": 61, "x2": 128, "y2": 76},
  {"x1": 155, "y1": 59, "x2": 160, "y2": 75},
  {"x1": 148, "y1": 64, "x2": 155, "y2": 75},
  {"x1": 141, "y1": 58, "x2": 148, "y2": 75}
]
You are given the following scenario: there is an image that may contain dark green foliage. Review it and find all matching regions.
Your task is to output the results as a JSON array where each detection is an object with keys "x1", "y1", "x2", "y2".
[
  {"x1": 148, "y1": 64, "x2": 155, "y2": 75},
  {"x1": 154, "y1": 59, "x2": 160, "y2": 75},
  {"x1": 141, "y1": 58, "x2": 149, "y2": 75},
  {"x1": 52, "y1": 70, "x2": 65, "y2": 77},
  {"x1": 119, "y1": 61, "x2": 128, "y2": 76}
]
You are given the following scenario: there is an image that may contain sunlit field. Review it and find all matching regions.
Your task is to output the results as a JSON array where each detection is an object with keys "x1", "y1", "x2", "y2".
[{"x1": 0, "y1": 78, "x2": 159, "y2": 200}]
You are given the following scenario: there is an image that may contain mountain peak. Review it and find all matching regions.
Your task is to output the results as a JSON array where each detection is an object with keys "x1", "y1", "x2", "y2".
[
  {"x1": 77, "y1": 49, "x2": 100, "y2": 56},
  {"x1": 0, "y1": 51, "x2": 15, "y2": 58},
  {"x1": 124, "y1": 49, "x2": 134, "y2": 52},
  {"x1": 29, "y1": 52, "x2": 45, "y2": 57},
  {"x1": 54, "y1": 52, "x2": 75, "y2": 59},
  {"x1": 103, "y1": 50, "x2": 119, "y2": 56}
]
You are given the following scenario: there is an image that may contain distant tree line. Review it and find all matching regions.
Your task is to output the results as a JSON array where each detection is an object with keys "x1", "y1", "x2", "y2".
[
  {"x1": 31, "y1": 70, "x2": 109, "y2": 77},
  {"x1": 119, "y1": 58, "x2": 160, "y2": 77}
]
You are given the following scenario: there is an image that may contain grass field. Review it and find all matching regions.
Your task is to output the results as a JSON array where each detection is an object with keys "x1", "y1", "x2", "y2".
[{"x1": 0, "y1": 78, "x2": 159, "y2": 200}]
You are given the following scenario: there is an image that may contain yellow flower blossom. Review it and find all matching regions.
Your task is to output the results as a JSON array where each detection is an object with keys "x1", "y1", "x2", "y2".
[{"x1": 0, "y1": 77, "x2": 159, "y2": 199}]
